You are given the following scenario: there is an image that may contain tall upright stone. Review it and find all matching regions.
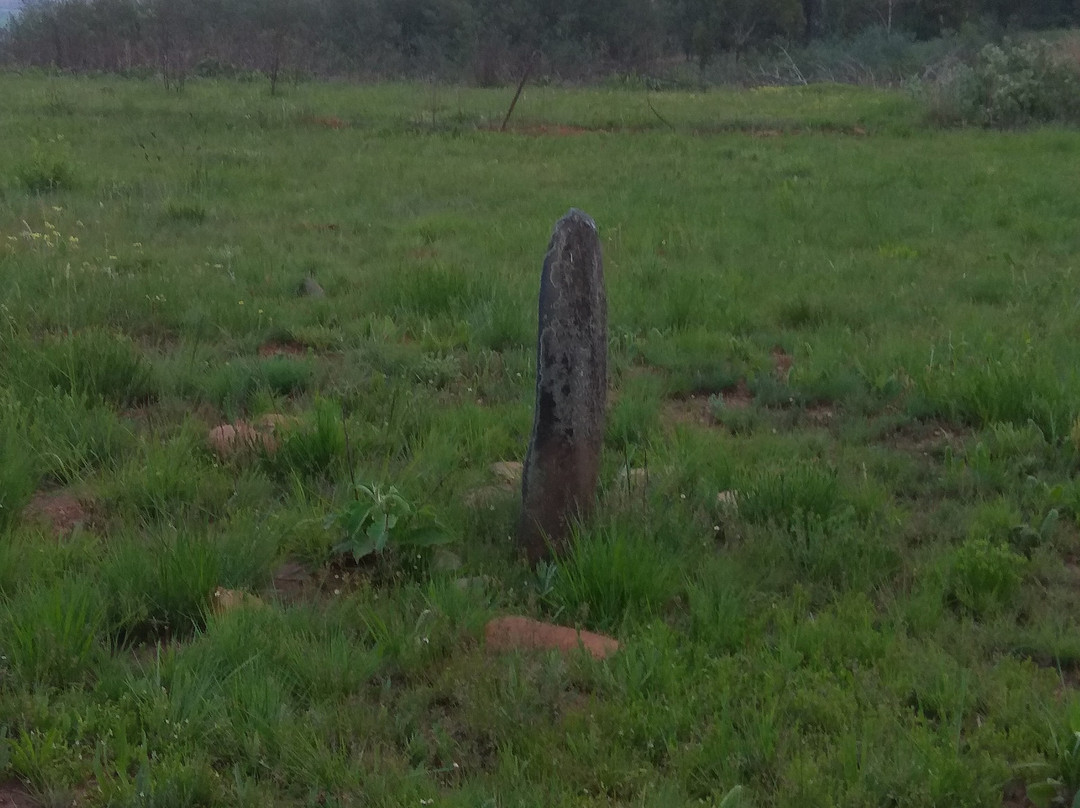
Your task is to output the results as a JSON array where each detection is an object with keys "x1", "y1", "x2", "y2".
[{"x1": 518, "y1": 209, "x2": 607, "y2": 563}]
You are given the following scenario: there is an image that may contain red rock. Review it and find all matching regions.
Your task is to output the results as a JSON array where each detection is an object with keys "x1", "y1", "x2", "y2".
[
  {"x1": 22, "y1": 490, "x2": 89, "y2": 537},
  {"x1": 484, "y1": 616, "x2": 619, "y2": 660},
  {"x1": 207, "y1": 420, "x2": 279, "y2": 459}
]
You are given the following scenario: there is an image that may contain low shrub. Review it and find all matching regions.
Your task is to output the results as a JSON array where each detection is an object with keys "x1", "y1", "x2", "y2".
[{"x1": 926, "y1": 39, "x2": 1080, "y2": 127}]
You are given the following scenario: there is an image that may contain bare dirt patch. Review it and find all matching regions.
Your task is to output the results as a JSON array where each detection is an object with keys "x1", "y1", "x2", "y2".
[
  {"x1": 301, "y1": 115, "x2": 348, "y2": 129},
  {"x1": 497, "y1": 123, "x2": 599, "y2": 136},
  {"x1": 661, "y1": 395, "x2": 711, "y2": 427},
  {"x1": 1001, "y1": 780, "x2": 1035, "y2": 808},
  {"x1": 258, "y1": 340, "x2": 308, "y2": 358},
  {"x1": 485, "y1": 616, "x2": 619, "y2": 660},
  {"x1": 662, "y1": 381, "x2": 754, "y2": 428},
  {"x1": 883, "y1": 419, "x2": 969, "y2": 459},
  {"x1": 0, "y1": 782, "x2": 35, "y2": 808},
  {"x1": 720, "y1": 380, "x2": 754, "y2": 409},
  {"x1": 23, "y1": 490, "x2": 89, "y2": 537},
  {"x1": 269, "y1": 561, "x2": 314, "y2": 604},
  {"x1": 804, "y1": 402, "x2": 836, "y2": 425},
  {"x1": 771, "y1": 346, "x2": 793, "y2": 380}
]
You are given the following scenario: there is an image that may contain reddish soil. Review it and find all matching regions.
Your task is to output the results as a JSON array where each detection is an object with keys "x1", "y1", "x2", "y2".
[
  {"x1": 497, "y1": 123, "x2": 598, "y2": 136},
  {"x1": 258, "y1": 340, "x2": 308, "y2": 358},
  {"x1": 661, "y1": 395, "x2": 711, "y2": 427},
  {"x1": 23, "y1": 490, "x2": 89, "y2": 537},
  {"x1": 1001, "y1": 780, "x2": 1036, "y2": 807},
  {"x1": 884, "y1": 419, "x2": 968, "y2": 458},
  {"x1": 804, "y1": 403, "x2": 836, "y2": 425},
  {"x1": 0, "y1": 781, "x2": 35, "y2": 808},
  {"x1": 661, "y1": 381, "x2": 753, "y2": 428},
  {"x1": 407, "y1": 247, "x2": 439, "y2": 260},
  {"x1": 771, "y1": 346, "x2": 793, "y2": 380},
  {"x1": 720, "y1": 379, "x2": 754, "y2": 409},
  {"x1": 302, "y1": 115, "x2": 348, "y2": 129},
  {"x1": 207, "y1": 415, "x2": 297, "y2": 459},
  {"x1": 484, "y1": 616, "x2": 620, "y2": 660},
  {"x1": 269, "y1": 561, "x2": 313, "y2": 603}
]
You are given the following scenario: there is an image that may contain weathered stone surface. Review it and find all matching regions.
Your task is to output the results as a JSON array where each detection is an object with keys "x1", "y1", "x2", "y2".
[
  {"x1": 212, "y1": 586, "x2": 264, "y2": 615},
  {"x1": 297, "y1": 277, "x2": 326, "y2": 298},
  {"x1": 490, "y1": 460, "x2": 523, "y2": 486},
  {"x1": 518, "y1": 209, "x2": 607, "y2": 562},
  {"x1": 207, "y1": 420, "x2": 277, "y2": 459},
  {"x1": 484, "y1": 616, "x2": 619, "y2": 660},
  {"x1": 22, "y1": 490, "x2": 89, "y2": 537}
]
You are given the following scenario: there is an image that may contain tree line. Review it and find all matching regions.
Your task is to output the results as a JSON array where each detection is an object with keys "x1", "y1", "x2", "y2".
[{"x1": 1, "y1": 0, "x2": 1075, "y2": 86}]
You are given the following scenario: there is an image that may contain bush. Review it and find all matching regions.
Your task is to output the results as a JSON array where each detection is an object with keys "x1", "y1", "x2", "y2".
[
  {"x1": 927, "y1": 39, "x2": 1080, "y2": 127},
  {"x1": 18, "y1": 136, "x2": 78, "y2": 193},
  {"x1": 947, "y1": 537, "x2": 1024, "y2": 617}
]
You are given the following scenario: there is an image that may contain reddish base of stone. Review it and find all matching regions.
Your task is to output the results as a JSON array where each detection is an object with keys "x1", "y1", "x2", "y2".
[{"x1": 484, "y1": 616, "x2": 619, "y2": 660}]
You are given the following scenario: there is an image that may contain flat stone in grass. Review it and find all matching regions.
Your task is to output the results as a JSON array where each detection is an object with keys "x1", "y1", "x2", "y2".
[
  {"x1": 297, "y1": 277, "x2": 325, "y2": 298},
  {"x1": 207, "y1": 414, "x2": 297, "y2": 460},
  {"x1": 484, "y1": 616, "x2": 619, "y2": 660},
  {"x1": 518, "y1": 209, "x2": 607, "y2": 562},
  {"x1": 22, "y1": 490, "x2": 89, "y2": 537}
]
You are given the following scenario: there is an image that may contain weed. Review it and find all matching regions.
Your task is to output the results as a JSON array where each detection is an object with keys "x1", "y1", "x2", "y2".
[
  {"x1": 101, "y1": 532, "x2": 219, "y2": 643},
  {"x1": 736, "y1": 462, "x2": 842, "y2": 531},
  {"x1": 18, "y1": 136, "x2": 78, "y2": 192},
  {"x1": 265, "y1": 399, "x2": 345, "y2": 478},
  {"x1": 163, "y1": 199, "x2": 208, "y2": 223},
  {"x1": 1, "y1": 578, "x2": 103, "y2": 688},
  {"x1": 543, "y1": 521, "x2": 679, "y2": 631},
  {"x1": 43, "y1": 329, "x2": 157, "y2": 407},
  {"x1": 947, "y1": 537, "x2": 1025, "y2": 618},
  {"x1": 927, "y1": 39, "x2": 1080, "y2": 127},
  {"x1": 0, "y1": 396, "x2": 38, "y2": 533},
  {"x1": 327, "y1": 481, "x2": 450, "y2": 563}
]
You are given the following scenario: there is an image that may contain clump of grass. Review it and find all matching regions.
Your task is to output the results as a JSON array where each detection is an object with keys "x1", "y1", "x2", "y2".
[
  {"x1": 777, "y1": 297, "x2": 835, "y2": 330},
  {"x1": 736, "y1": 462, "x2": 841, "y2": 531},
  {"x1": 203, "y1": 357, "x2": 313, "y2": 413},
  {"x1": 0, "y1": 397, "x2": 38, "y2": 533},
  {"x1": 607, "y1": 372, "x2": 664, "y2": 448},
  {"x1": 468, "y1": 296, "x2": 531, "y2": 352},
  {"x1": 926, "y1": 39, "x2": 1080, "y2": 128},
  {"x1": 162, "y1": 199, "x2": 208, "y2": 223},
  {"x1": 946, "y1": 537, "x2": 1025, "y2": 618},
  {"x1": 101, "y1": 531, "x2": 219, "y2": 643},
  {"x1": 264, "y1": 399, "x2": 346, "y2": 479},
  {"x1": 108, "y1": 434, "x2": 233, "y2": 523},
  {"x1": 543, "y1": 521, "x2": 680, "y2": 631},
  {"x1": 30, "y1": 392, "x2": 135, "y2": 483},
  {"x1": 1, "y1": 577, "x2": 103, "y2": 688},
  {"x1": 43, "y1": 328, "x2": 157, "y2": 407},
  {"x1": 18, "y1": 136, "x2": 78, "y2": 192},
  {"x1": 915, "y1": 352, "x2": 1072, "y2": 440}
]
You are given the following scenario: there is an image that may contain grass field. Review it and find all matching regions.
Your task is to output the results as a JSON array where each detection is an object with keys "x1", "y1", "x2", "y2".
[{"x1": 3, "y1": 72, "x2": 1080, "y2": 807}]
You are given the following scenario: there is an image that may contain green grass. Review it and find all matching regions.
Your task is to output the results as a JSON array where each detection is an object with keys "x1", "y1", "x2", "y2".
[{"x1": 2, "y1": 71, "x2": 1080, "y2": 806}]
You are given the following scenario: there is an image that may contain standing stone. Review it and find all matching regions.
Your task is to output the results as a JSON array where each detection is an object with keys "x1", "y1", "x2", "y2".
[{"x1": 518, "y1": 209, "x2": 607, "y2": 563}]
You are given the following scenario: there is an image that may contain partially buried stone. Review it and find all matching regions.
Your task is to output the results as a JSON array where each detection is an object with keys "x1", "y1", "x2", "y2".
[
  {"x1": 518, "y1": 209, "x2": 607, "y2": 563},
  {"x1": 297, "y1": 277, "x2": 325, "y2": 298}
]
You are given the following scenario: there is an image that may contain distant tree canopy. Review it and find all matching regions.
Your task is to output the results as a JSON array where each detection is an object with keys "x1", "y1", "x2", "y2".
[{"x1": 1, "y1": 0, "x2": 1075, "y2": 82}]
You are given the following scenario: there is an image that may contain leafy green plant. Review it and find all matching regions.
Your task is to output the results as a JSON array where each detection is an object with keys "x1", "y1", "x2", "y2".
[
  {"x1": 946, "y1": 537, "x2": 1024, "y2": 618},
  {"x1": 543, "y1": 521, "x2": 679, "y2": 631},
  {"x1": 0, "y1": 395, "x2": 38, "y2": 534},
  {"x1": 18, "y1": 136, "x2": 78, "y2": 192},
  {"x1": 44, "y1": 328, "x2": 157, "y2": 407},
  {"x1": 736, "y1": 462, "x2": 842, "y2": 532},
  {"x1": 927, "y1": 39, "x2": 1080, "y2": 128},
  {"x1": 1027, "y1": 701, "x2": 1080, "y2": 808},
  {"x1": 1, "y1": 578, "x2": 103, "y2": 688},
  {"x1": 328, "y1": 482, "x2": 450, "y2": 563}
]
